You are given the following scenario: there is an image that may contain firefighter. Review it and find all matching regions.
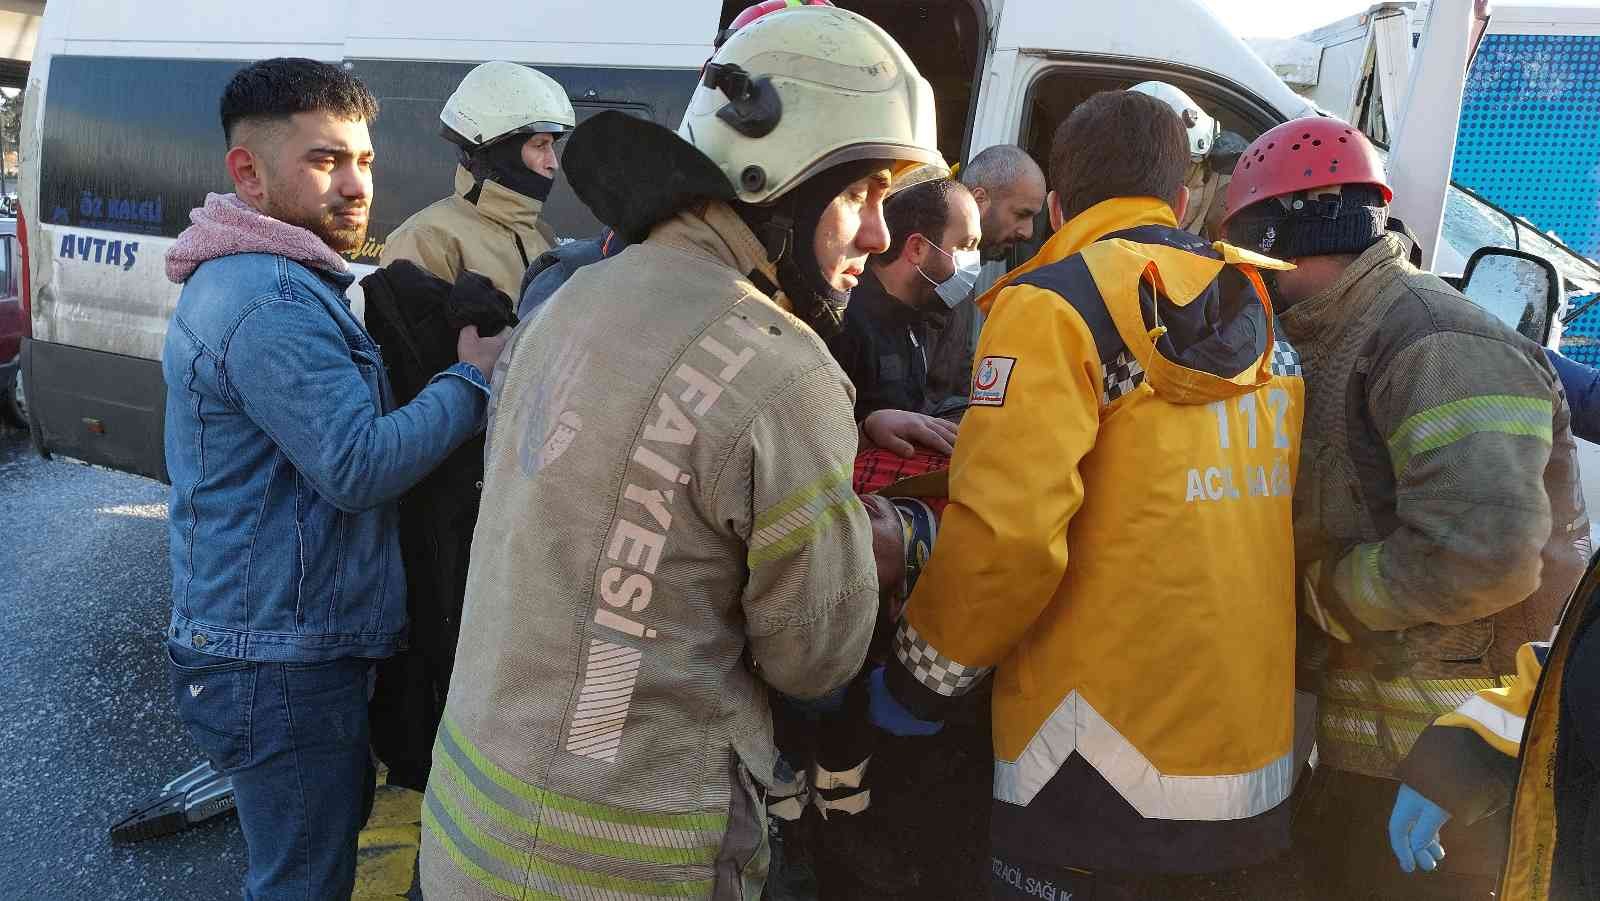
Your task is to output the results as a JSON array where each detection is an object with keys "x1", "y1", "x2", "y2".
[
  {"x1": 417, "y1": 7, "x2": 947, "y2": 898},
  {"x1": 381, "y1": 61, "x2": 574, "y2": 297},
  {"x1": 1129, "y1": 80, "x2": 1246, "y2": 238},
  {"x1": 1220, "y1": 117, "x2": 1589, "y2": 900}
]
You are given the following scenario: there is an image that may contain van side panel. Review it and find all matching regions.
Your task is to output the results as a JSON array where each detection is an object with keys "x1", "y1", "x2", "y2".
[
  {"x1": 36, "y1": 56, "x2": 234, "y2": 358},
  {"x1": 22, "y1": 338, "x2": 168, "y2": 481},
  {"x1": 26, "y1": 53, "x2": 698, "y2": 479}
]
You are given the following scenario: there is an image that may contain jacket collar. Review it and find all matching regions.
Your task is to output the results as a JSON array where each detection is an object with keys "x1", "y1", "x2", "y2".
[
  {"x1": 455, "y1": 165, "x2": 544, "y2": 232},
  {"x1": 648, "y1": 201, "x2": 779, "y2": 290},
  {"x1": 1278, "y1": 235, "x2": 1408, "y2": 343},
  {"x1": 976, "y1": 197, "x2": 1179, "y2": 313},
  {"x1": 854, "y1": 268, "x2": 928, "y2": 327}
]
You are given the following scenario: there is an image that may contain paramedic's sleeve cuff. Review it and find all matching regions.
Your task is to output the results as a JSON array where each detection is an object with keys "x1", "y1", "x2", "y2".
[
  {"x1": 887, "y1": 620, "x2": 992, "y2": 720},
  {"x1": 432, "y1": 362, "x2": 491, "y2": 397}
]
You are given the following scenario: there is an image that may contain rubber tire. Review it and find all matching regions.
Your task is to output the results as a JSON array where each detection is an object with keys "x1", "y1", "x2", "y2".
[{"x1": 1, "y1": 369, "x2": 25, "y2": 429}]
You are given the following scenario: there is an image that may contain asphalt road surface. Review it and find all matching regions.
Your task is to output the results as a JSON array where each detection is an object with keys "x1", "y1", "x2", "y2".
[{"x1": 0, "y1": 425, "x2": 420, "y2": 900}]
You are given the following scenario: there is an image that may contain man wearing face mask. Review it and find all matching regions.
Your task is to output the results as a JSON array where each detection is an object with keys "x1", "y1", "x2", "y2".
[
  {"x1": 381, "y1": 61, "x2": 573, "y2": 299},
  {"x1": 920, "y1": 146, "x2": 1048, "y2": 417},
  {"x1": 827, "y1": 178, "x2": 983, "y2": 421}
]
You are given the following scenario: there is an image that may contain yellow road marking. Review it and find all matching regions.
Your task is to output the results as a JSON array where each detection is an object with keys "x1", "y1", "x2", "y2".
[{"x1": 354, "y1": 769, "x2": 423, "y2": 899}]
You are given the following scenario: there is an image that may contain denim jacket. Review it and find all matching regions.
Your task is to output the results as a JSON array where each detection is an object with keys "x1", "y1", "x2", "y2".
[{"x1": 163, "y1": 253, "x2": 487, "y2": 662}]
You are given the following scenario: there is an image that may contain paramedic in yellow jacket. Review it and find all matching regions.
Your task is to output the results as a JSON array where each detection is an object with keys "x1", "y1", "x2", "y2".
[
  {"x1": 380, "y1": 61, "x2": 573, "y2": 297},
  {"x1": 872, "y1": 89, "x2": 1306, "y2": 896}
]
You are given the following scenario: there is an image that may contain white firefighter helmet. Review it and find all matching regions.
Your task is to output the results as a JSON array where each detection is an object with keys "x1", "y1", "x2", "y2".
[
  {"x1": 1129, "y1": 81, "x2": 1219, "y2": 162},
  {"x1": 440, "y1": 61, "x2": 577, "y2": 150},
  {"x1": 678, "y1": 5, "x2": 947, "y2": 205}
]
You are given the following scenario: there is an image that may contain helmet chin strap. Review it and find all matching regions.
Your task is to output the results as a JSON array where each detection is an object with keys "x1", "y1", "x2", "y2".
[
  {"x1": 782, "y1": 159, "x2": 888, "y2": 337},
  {"x1": 737, "y1": 180, "x2": 856, "y2": 341}
]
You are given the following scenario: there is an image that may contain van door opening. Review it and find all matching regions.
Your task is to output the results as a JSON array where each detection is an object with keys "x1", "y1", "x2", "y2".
[
  {"x1": 1010, "y1": 64, "x2": 1282, "y2": 267},
  {"x1": 717, "y1": 0, "x2": 987, "y2": 166}
]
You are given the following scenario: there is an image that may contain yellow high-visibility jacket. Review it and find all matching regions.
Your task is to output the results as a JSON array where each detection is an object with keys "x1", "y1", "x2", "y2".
[{"x1": 886, "y1": 197, "x2": 1304, "y2": 872}]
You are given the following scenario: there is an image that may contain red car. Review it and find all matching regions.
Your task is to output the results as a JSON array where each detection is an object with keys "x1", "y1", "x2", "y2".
[{"x1": 0, "y1": 217, "x2": 24, "y2": 426}]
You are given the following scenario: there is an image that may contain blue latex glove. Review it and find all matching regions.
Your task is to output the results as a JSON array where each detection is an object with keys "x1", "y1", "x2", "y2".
[
  {"x1": 1388, "y1": 784, "x2": 1451, "y2": 874},
  {"x1": 867, "y1": 666, "x2": 944, "y2": 736}
]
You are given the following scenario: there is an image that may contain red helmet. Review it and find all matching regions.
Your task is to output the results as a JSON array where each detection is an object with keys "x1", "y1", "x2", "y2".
[
  {"x1": 1220, "y1": 117, "x2": 1392, "y2": 230},
  {"x1": 715, "y1": 0, "x2": 836, "y2": 48}
]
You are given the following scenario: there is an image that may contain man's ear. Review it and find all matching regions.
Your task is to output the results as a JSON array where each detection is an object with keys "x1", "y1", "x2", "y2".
[
  {"x1": 903, "y1": 232, "x2": 930, "y2": 266},
  {"x1": 1047, "y1": 190, "x2": 1064, "y2": 232},
  {"x1": 1173, "y1": 184, "x2": 1192, "y2": 225},
  {"x1": 227, "y1": 144, "x2": 267, "y2": 208},
  {"x1": 969, "y1": 184, "x2": 990, "y2": 212}
]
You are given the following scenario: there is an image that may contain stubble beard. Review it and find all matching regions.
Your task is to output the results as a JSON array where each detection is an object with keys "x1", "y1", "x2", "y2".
[{"x1": 264, "y1": 196, "x2": 368, "y2": 254}]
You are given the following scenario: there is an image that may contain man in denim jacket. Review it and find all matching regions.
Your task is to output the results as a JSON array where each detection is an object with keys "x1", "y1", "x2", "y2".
[{"x1": 160, "y1": 58, "x2": 506, "y2": 901}]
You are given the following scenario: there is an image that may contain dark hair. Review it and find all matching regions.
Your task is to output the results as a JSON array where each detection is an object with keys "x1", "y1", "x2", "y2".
[
  {"x1": 1048, "y1": 91, "x2": 1188, "y2": 223},
  {"x1": 220, "y1": 58, "x2": 379, "y2": 145},
  {"x1": 878, "y1": 178, "x2": 973, "y2": 263}
]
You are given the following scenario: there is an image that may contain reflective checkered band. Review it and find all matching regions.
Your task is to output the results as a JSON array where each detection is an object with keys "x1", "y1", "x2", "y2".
[
  {"x1": 894, "y1": 621, "x2": 992, "y2": 697},
  {"x1": 1101, "y1": 350, "x2": 1146, "y2": 405},
  {"x1": 1270, "y1": 340, "x2": 1304, "y2": 377}
]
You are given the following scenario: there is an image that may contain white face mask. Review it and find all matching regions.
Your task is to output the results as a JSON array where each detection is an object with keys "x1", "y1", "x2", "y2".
[{"x1": 917, "y1": 240, "x2": 983, "y2": 309}]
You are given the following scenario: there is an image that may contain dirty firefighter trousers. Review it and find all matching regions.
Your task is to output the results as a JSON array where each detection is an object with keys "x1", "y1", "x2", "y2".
[{"x1": 168, "y1": 644, "x2": 376, "y2": 901}]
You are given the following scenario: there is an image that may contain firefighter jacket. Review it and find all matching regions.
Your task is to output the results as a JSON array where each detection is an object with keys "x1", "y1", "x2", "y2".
[
  {"x1": 1279, "y1": 234, "x2": 1590, "y2": 779},
  {"x1": 419, "y1": 201, "x2": 879, "y2": 900},
  {"x1": 885, "y1": 197, "x2": 1305, "y2": 873},
  {"x1": 381, "y1": 165, "x2": 559, "y2": 300}
]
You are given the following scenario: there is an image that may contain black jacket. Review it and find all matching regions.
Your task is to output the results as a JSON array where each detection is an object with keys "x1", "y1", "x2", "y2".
[
  {"x1": 827, "y1": 269, "x2": 941, "y2": 420},
  {"x1": 360, "y1": 261, "x2": 517, "y2": 791}
]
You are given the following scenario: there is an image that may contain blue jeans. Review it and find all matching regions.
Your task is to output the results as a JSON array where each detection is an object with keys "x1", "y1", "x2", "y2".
[{"x1": 168, "y1": 643, "x2": 375, "y2": 900}]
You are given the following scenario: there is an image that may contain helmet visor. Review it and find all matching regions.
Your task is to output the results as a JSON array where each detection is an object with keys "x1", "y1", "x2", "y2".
[{"x1": 772, "y1": 142, "x2": 950, "y2": 203}]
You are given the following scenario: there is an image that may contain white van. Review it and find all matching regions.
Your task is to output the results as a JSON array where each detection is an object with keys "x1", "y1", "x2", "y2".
[{"x1": 19, "y1": 0, "x2": 1600, "y2": 480}]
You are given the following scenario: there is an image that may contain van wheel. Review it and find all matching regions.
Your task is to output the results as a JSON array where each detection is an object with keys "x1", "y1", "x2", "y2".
[{"x1": 2, "y1": 370, "x2": 26, "y2": 428}]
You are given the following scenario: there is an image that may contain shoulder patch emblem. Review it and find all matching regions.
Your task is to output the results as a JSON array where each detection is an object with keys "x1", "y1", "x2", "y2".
[{"x1": 970, "y1": 356, "x2": 1017, "y2": 407}]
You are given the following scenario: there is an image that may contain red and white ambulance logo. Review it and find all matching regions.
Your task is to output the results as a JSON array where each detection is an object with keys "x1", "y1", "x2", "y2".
[{"x1": 970, "y1": 356, "x2": 1016, "y2": 407}]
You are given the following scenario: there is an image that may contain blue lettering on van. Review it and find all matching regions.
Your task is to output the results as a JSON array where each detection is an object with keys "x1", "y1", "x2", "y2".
[
  {"x1": 77, "y1": 190, "x2": 162, "y2": 228},
  {"x1": 57, "y1": 232, "x2": 139, "y2": 271}
]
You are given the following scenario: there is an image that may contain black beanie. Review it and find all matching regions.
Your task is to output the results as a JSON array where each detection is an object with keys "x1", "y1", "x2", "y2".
[{"x1": 1226, "y1": 184, "x2": 1389, "y2": 259}]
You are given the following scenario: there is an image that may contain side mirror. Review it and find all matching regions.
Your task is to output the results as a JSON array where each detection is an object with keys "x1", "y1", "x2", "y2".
[{"x1": 1460, "y1": 247, "x2": 1561, "y2": 345}]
